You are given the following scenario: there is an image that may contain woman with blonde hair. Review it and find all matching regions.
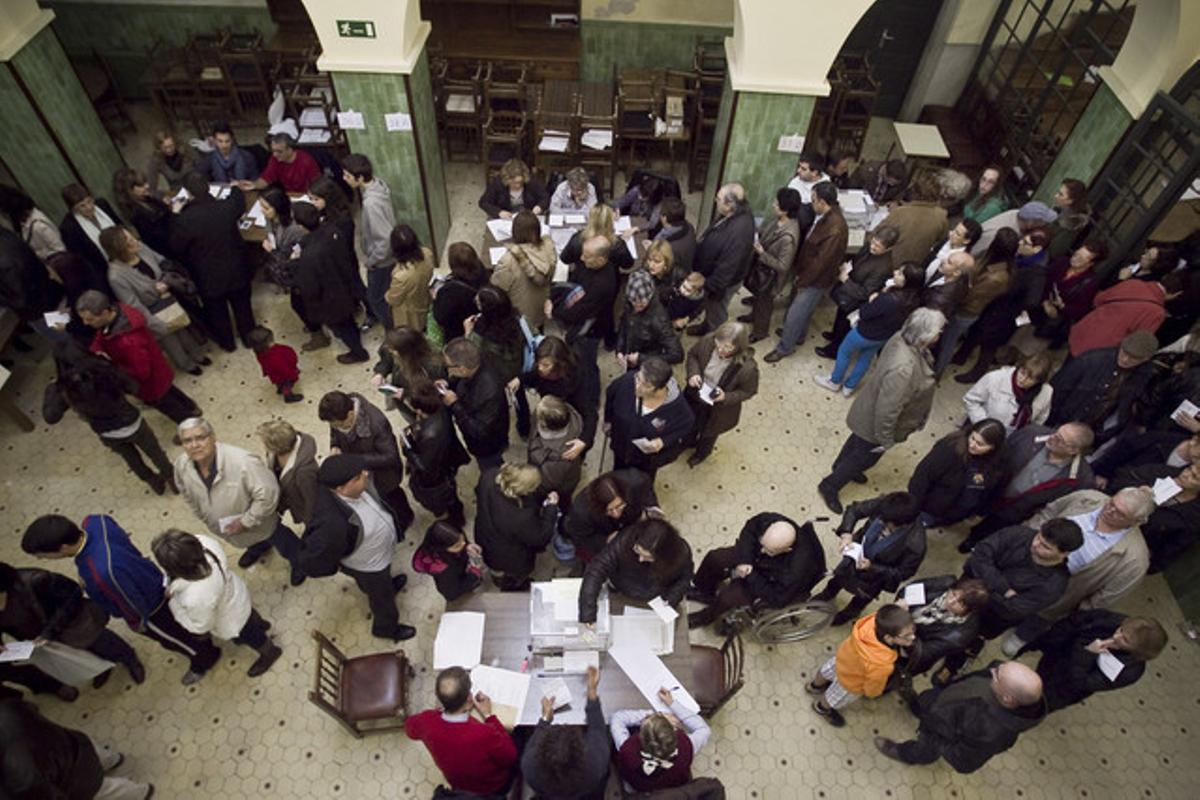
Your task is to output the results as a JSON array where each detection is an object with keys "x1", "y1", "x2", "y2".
[
  {"x1": 493, "y1": 210, "x2": 556, "y2": 326},
  {"x1": 472, "y1": 462, "x2": 560, "y2": 590},
  {"x1": 479, "y1": 158, "x2": 549, "y2": 219},
  {"x1": 560, "y1": 203, "x2": 635, "y2": 274}
]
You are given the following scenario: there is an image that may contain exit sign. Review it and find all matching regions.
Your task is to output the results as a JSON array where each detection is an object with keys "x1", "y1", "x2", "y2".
[{"x1": 337, "y1": 20, "x2": 376, "y2": 38}]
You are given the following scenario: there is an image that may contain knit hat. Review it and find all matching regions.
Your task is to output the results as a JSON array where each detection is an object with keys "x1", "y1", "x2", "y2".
[
  {"x1": 317, "y1": 454, "x2": 368, "y2": 488},
  {"x1": 1016, "y1": 201, "x2": 1057, "y2": 224},
  {"x1": 627, "y1": 269, "x2": 656, "y2": 307},
  {"x1": 1119, "y1": 330, "x2": 1159, "y2": 360}
]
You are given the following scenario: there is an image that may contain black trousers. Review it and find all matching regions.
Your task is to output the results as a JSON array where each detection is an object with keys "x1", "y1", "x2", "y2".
[
  {"x1": 820, "y1": 433, "x2": 885, "y2": 494},
  {"x1": 232, "y1": 608, "x2": 271, "y2": 650},
  {"x1": 690, "y1": 546, "x2": 755, "y2": 626},
  {"x1": 99, "y1": 420, "x2": 173, "y2": 483},
  {"x1": 381, "y1": 485, "x2": 416, "y2": 537},
  {"x1": 812, "y1": 572, "x2": 875, "y2": 617},
  {"x1": 327, "y1": 318, "x2": 368, "y2": 357},
  {"x1": 241, "y1": 519, "x2": 305, "y2": 568},
  {"x1": 86, "y1": 628, "x2": 143, "y2": 672},
  {"x1": 0, "y1": 663, "x2": 68, "y2": 697},
  {"x1": 341, "y1": 564, "x2": 401, "y2": 637},
  {"x1": 134, "y1": 605, "x2": 222, "y2": 673},
  {"x1": 897, "y1": 730, "x2": 944, "y2": 765},
  {"x1": 289, "y1": 290, "x2": 322, "y2": 333},
  {"x1": 202, "y1": 286, "x2": 256, "y2": 351},
  {"x1": 148, "y1": 384, "x2": 201, "y2": 424}
]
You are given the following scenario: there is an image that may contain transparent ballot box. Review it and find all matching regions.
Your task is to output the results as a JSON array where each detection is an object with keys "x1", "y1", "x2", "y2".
[{"x1": 530, "y1": 579, "x2": 610, "y2": 653}]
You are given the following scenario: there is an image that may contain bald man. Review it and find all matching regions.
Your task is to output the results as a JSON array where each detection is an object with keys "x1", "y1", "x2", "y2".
[
  {"x1": 687, "y1": 512, "x2": 826, "y2": 629},
  {"x1": 547, "y1": 233, "x2": 620, "y2": 409},
  {"x1": 689, "y1": 182, "x2": 755, "y2": 336},
  {"x1": 875, "y1": 660, "x2": 1047, "y2": 773}
]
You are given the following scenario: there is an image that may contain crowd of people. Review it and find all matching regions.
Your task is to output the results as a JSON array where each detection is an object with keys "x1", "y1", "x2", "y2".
[{"x1": 0, "y1": 127, "x2": 1198, "y2": 798}]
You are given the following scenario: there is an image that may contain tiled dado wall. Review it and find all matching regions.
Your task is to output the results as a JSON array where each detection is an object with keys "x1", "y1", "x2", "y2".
[
  {"x1": 0, "y1": 25, "x2": 125, "y2": 219},
  {"x1": 1035, "y1": 81, "x2": 1133, "y2": 203},
  {"x1": 331, "y1": 51, "x2": 450, "y2": 256},
  {"x1": 45, "y1": 0, "x2": 276, "y2": 100},
  {"x1": 579, "y1": 20, "x2": 730, "y2": 83}
]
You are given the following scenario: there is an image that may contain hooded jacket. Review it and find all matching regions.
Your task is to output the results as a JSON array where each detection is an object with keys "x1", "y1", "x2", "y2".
[
  {"x1": 88, "y1": 303, "x2": 174, "y2": 403},
  {"x1": 528, "y1": 401, "x2": 584, "y2": 495},
  {"x1": 359, "y1": 178, "x2": 398, "y2": 270},
  {"x1": 493, "y1": 236, "x2": 557, "y2": 326},
  {"x1": 835, "y1": 613, "x2": 900, "y2": 697}
]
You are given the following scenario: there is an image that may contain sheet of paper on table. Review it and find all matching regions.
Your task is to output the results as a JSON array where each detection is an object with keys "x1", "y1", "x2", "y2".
[
  {"x1": 844, "y1": 542, "x2": 864, "y2": 562},
  {"x1": 0, "y1": 640, "x2": 35, "y2": 663},
  {"x1": 1097, "y1": 650, "x2": 1125, "y2": 681},
  {"x1": 539, "y1": 136, "x2": 570, "y2": 153},
  {"x1": 1153, "y1": 477, "x2": 1182, "y2": 505},
  {"x1": 612, "y1": 610, "x2": 673, "y2": 656},
  {"x1": 486, "y1": 218, "x2": 513, "y2": 242},
  {"x1": 839, "y1": 190, "x2": 869, "y2": 214},
  {"x1": 541, "y1": 649, "x2": 599, "y2": 674},
  {"x1": 384, "y1": 112, "x2": 412, "y2": 132},
  {"x1": 518, "y1": 675, "x2": 586, "y2": 725},
  {"x1": 564, "y1": 213, "x2": 587, "y2": 226},
  {"x1": 699, "y1": 384, "x2": 716, "y2": 406},
  {"x1": 208, "y1": 184, "x2": 231, "y2": 200},
  {"x1": 609, "y1": 645, "x2": 699, "y2": 714},
  {"x1": 433, "y1": 611, "x2": 485, "y2": 669},
  {"x1": 43, "y1": 311, "x2": 71, "y2": 328},
  {"x1": 489, "y1": 247, "x2": 508, "y2": 267},
  {"x1": 903, "y1": 582, "x2": 926, "y2": 606},
  {"x1": 469, "y1": 666, "x2": 531, "y2": 729},
  {"x1": 298, "y1": 128, "x2": 332, "y2": 144},
  {"x1": 336, "y1": 110, "x2": 365, "y2": 130},
  {"x1": 581, "y1": 129, "x2": 613, "y2": 150},
  {"x1": 542, "y1": 678, "x2": 573, "y2": 709},
  {"x1": 299, "y1": 107, "x2": 328, "y2": 128},
  {"x1": 445, "y1": 94, "x2": 475, "y2": 113},
  {"x1": 613, "y1": 216, "x2": 633, "y2": 234},
  {"x1": 648, "y1": 596, "x2": 679, "y2": 623},
  {"x1": 550, "y1": 229, "x2": 576, "y2": 256},
  {"x1": 548, "y1": 214, "x2": 565, "y2": 227}
]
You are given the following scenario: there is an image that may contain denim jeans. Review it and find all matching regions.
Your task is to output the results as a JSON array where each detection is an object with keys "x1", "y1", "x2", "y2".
[
  {"x1": 933, "y1": 313, "x2": 977, "y2": 376},
  {"x1": 831, "y1": 328, "x2": 887, "y2": 389},
  {"x1": 776, "y1": 286, "x2": 825, "y2": 354},
  {"x1": 366, "y1": 265, "x2": 395, "y2": 330}
]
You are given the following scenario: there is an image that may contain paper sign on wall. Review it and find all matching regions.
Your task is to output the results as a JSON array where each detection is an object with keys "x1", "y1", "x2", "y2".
[
  {"x1": 336, "y1": 110, "x2": 365, "y2": 130},
  {"x1": 385, "y1": 112, "x2": 413, "y2": 132}
]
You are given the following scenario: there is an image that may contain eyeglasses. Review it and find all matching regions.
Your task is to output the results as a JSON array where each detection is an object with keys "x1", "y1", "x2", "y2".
[{"x1": 180, "y1": 433, "x2": 211, "y2": 445}]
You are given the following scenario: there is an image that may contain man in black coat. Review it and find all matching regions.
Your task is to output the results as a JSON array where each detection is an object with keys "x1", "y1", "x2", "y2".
[
  {"x1": 688, "y1": 182, "x2": 755, "y2": 336},
  {"x1": 440, "y1": 337, "x2": 509, "y2": 469},
  {"x1": 1046, "y1": 331, "x2": 1158, "y2": 445},
  {"x1": 291, "y1": 202, "x2": 369, "y2": 363},
  {"x1": 548, "y1": 234, "x2": 621, "y2": 393},
  {"x1": 1091, "y1": 429, "x2": 1197, "y2": 481},
  {"x1": 1019, "y1": 609, "x2": 1167, "y2": 712},
  {"x1": 57, "y1": 184, "x2": 124, "y2": 275},
  {"x1": 297, "y1": 455, "x2": 415, "y2": 641},
  {"x1": 875, "y1": 660, "x2": 1047, "y2": 774},
  {"x1": 401, "y1": 381, "x2": 470, "y2": 528},
  {"x1": 813, "y1": 492, "x2": 927, "y2": 626},
  {"x1": 317, "y1": 390, "x2": 414, "y2": 533},
  {"x1": 654, "y1": 197, "x2": 697, "y2": 273},
  {"x1": 603, "y1": 356, "x2": 694, "y2": 481},
  {"x1": 168, "y1": 172, "x2": 255, "y2": 351},
  {"x1": 687, "y1": 512, "x2": 825, "y2": 629},
  {"x1": 0, "y1": 228, "x2": 60, "y2": 329}
]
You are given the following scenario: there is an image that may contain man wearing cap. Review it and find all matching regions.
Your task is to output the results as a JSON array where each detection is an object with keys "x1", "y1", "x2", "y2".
[
  {"x1": 1047, "y1": 331, "x2": 1159, "y2": 446},
  {"x1": 616, "y1": 269, "x2": 683, "y2": 369},
  {"x1": 298, "y1": 454, "x2": 416, "y2": 641},
  {"x1": 972, "y1": 201, "x2": 1058, "y2": 259}
]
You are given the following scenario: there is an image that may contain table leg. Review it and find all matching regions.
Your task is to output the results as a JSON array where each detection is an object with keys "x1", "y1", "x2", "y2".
[{"x1": 0, "y1": 393, "x2": 35, "y2": 432}]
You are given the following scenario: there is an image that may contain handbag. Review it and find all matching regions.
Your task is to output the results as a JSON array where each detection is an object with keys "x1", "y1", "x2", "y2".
[
  {"x1": 158, "y1": 259, "x2": 198, "y2": 298},
  {"x1": 518, "y1": 316, "x2": 544, "y2": 373},
  {"x1": 151, "y1": 297, "x2": 190, "y2": 334},
  {"x1": 831, "y1": 280, "x2": 870, "y2": 313},
  {"x1": 743, "y1": 260, "x2": 777, "y2": 296}
]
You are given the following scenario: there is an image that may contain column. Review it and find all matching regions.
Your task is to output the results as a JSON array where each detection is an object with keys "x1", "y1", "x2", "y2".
[
  {"x1": 304, "y1": 0, "x2": 449, "y2": 255},
  {"x1": 0, "y1": 0, "x2": 125, "y2": 218}
]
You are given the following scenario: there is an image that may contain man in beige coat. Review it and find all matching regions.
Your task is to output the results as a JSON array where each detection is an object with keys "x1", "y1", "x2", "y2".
[
  {"x1": 1002, "y1": 486, "x2": 1153, "y2": 654},
  {"x1": 174, "y1": 418, "x2": 305, "y2": 583},
  {"x1": 882, "y1": 172, "x2": 949, "y2": 267}
]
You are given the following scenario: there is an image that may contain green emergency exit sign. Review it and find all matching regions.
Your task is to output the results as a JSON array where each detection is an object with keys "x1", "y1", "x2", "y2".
[{"x1": 337, "y1": 20, "x2": 376, "y2": 38}]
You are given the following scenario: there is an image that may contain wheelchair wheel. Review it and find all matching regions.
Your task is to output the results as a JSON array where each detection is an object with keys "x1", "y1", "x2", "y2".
[{"x1": 750, "y1": 601, "x2": 836, "y2": 644}]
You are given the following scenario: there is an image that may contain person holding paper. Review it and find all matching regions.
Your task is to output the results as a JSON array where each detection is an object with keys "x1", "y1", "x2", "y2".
[
  {"x1": 478, "y1": 158, "x2": 547, "y2": 220},
  {"x1": 812, "y1": 492, "x2": 927, "y2": 627},
  {"x1": 241, "y1": 133, "x2": 320, "y2": 194},
  {"x1": 561, "y1": 469, "x2": 661, "y2": 561},
  {"x1": 610, "y1": 685, "x2": 711, "y2": 792},
  {"x1": 473, "y1": 464, "x2": 559, "y2": 591},
  {"x1": 372, "y1": 326, "x2": 448, "y2": 422},
  {"x1": 522, "y1": 665, "x2": 610, "y2": 800},
  {"x1": 1019, "y1": 609, "x2": 1166, "y2": 712},
  {"x1": 401, "y1": 381, "x2": 470, "y2": 528},
  {"x1": 614, "y1": 174, "x2": 666, "y2": 235},
  {"x1": 405, "y1": 666, "x2": 518, "y2": 795},
  {"x1": 894, "y1": 576, "x2": 989, "y2": 682},
  {"x1": 548, "y1": 167, "x2": 599, "y2": 217},
  {"x1": 1091, "y1": 430, "x2": 1199, "y2": 484},
  {"x1": 615, "y1": 269, "x2": 684, "y2": 370},
  {"x1": 434, "y1": 244, "x2": 489, "y2": 341},
  {"x1": 603, "y1": 356, "x2": 694, "y2": 480},
  {"x1": 510, "y1": 336, "x2": 600, "y2": 446},
  {"x1": 686, "y1": 512, "x2": 824, "y2": 629},
  {"x1": 492, "y1": 210, "x2": 556, "y2": 327},
  {"x1": 682, "y1": 321, "x2": 759, "y2": 467},
  {"x1": 578, "y1": 518, "x2": 692, "y2": 625},
  {"x1": 1108, "y1": 463, "x2": 1200, "y2": 573},
  {"x1": 528, "y1": 396, "x2": 586, "y2": 498}
]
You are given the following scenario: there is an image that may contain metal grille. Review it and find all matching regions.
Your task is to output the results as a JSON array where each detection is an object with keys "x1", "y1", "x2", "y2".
[
  {"x1": 1088, "y1": 63, "x2": 1200, "y2": 269},
  {"x1": 958, "y1": 0, "x2": 1134, "y2": 199}
]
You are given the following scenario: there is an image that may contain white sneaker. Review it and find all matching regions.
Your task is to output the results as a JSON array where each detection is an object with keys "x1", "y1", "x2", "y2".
[
  {"x1": 842, "y1": 385, "x2": 855, "y2": 398},
  {"x1": 1001, "y1": 632, "x2": 1026, "y2": 658},
  {"x1": 812, "y1": 374, "x2": 840, "y2": 392}
]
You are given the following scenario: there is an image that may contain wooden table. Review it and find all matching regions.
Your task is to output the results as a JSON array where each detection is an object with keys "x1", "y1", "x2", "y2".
[
  {"x1": 0, "y1": 309, "x2": 35, "y2": 432},
  {"x1": 481, "y1": 216, "x2": 646, "y2": 272},
  {"x1": 891, "y1": 122, "x2": 951, "y2": 160},
  {"x1": 447, "y1": 591, "x2": 694, "y2": 723}
]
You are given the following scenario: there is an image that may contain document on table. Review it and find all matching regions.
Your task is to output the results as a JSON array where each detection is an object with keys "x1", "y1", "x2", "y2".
[
  {"x1": 648, "y1": 596, "x2": 679, "y2": 623},
  {"x1": 517, "y1": 675, "x2": 586, "y2": 725},
  {"x1": 542, "y1": 649, "x2": 599, "y2": 674},
  {"x1": 544, "y1": 578, "x2": 583, "y2": 621},
  {"x1": 563, "y1": 213, "x2": 587, "y2": 226},
  {"x1": 548, "y1": 214, "x2": 565, "y2": 227},
  {"x1": 550, "y1": 228, "x2": 576, "y2": 255},
  {"x1": 1097, "y1": 650, "x2": 1125, "y2": 681},
  {"x1": 43, "y1": 311, "x2": 71, "y2": 328},
  {"x1": 580, "y1": 128, "x2": 613, "y2": 150},
  {"x1": 609, "y1": 645, "x2": 699, "y2": 714},
  {"x1": 539, "y1": 135, "x2": 570, "y2": 153},
  {"x1": 298, "y1": 127, "x2": 332, "y2": 144},
  {"x1": 486, "y1": 218, "x2": 513, "y2": 242},
  {"x1": 433, "y1": 611, "x2": 485, "y2": 669},
  {"x1": 903, "y1": 582, "x2": 926, "y2": 606},
  {"x1": 1152, "y1": 477, "x2": 1182, "y2": 505},
  {"x1": 612, "y1": 610, "x2": 673, "y2": 655},
  {"x1": 469, "y1": 665, "x2": 531, "y2": 729},
  {"x1": 699, "y1": 384, "x2": 717, "y2": 406},
  {"x1": 0, "y1": 641, "x2": 35, "y2": 663},
  {"x1": 489, "y1": 247, "x2": 508, "y2": 267},
  {"x1": 843, "y1": 542, "x2": 864, "y2": 562},
  {"x1": 542, "y1": 678, "x2": 573, "y2": 709}
]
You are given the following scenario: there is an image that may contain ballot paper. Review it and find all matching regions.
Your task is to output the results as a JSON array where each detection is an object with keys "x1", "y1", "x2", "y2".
[
  {"x1": 245, "y1": 199, "x2": 268, "y2": 228},
  {"x1": 433, "y1": 612, "x2": 485, "y2": 669},
  {"x1": 548, "y1": 214, "x2": 565, "y2": 227},
  {"x1": 612, "y1": 609, "x2": 673, "y2": 655},
  {"x1": 843, "y1": 542, "x2": 864, "y2": 562},
  {"x1": 699, "y1": 384, "x2": 717, "y2": 406},
  {"x1": 648, "y1": 596, "x2": 679, "y2": 624},
  {"x1": 564, "y1": 650, "x2": 599, "y2": 671},
  {"x1": 469, "y1": 666, "x2": 531, "y2": 729},
  {"x1": 632, "y1": 437, "x2": 655, "y2": 453},
  {"x1": 903, "y1": 582, "x2": 927, "y2": 606},
  {"x1": 614, "y1": 216, "x2": 633, "y2": 234},
  {"x1": 336, "y1": 110, "x2": 365, "y2": 130},
  {"x1": 609, "y1": 645, "x2": 699, "y2": 714},
  {"x1": 580, "y1": 128, "x2": 613, "y2": 150},
  {"x1": 0, "y1": 641, "x2": 35, "y2": 663},
  {"x1": 1152, "y1": 477, "x2": 1183, "y2": 505},
  {"x1": 299, "y1": 107, "x2": 328, "y2": 128},
  {"x1": 839, "y1": 190, "x2": 869, "y2": 214},
  {"x1": 1097, "y1": 650, "x2": 1125, "y2": 682},
  {"x1": 564, "y1": 213, "x2": 587, "y2": 226},
  {"x1": 624, "y1": 236, "x2": 638, "y2": 261},
  {"x1": 208, "y1": 184, "x2": 231, "y2": 200},
  {"x1": 43, "y1": 311, "x2": 71, "y2": 328},
  {"x1": 384, "y1": 112, "x2": 412, "y2": 132},
  {"x1": 486, "y1": 218, "x2": 513, "y2": 242},
  {"x1": 298, "y1": 128, "x2": 332, "y2": 144},
  {"x1": 1014, "y1": 311, "x2": 1032, "y2": 327},
  {"x1": 172, "y1": 187, "x2": 190, "y2": 205},
  {"x1": 489, "y1": 247, "x2": 508, "y2": 266},
  {"x1": 1172, "y1": 399, "x2": 1200, "y2": 424},
  {"x1": 539, "y1": 135, "x2": 570, "y2": 153},
  {"x1": 542, "y1": 678, "x2": 573, "y2": 709}
]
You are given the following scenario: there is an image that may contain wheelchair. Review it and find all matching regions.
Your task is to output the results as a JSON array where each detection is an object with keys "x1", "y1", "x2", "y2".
[{"x1": 714, "y1": 596, "x2": 838, "y2": 644}]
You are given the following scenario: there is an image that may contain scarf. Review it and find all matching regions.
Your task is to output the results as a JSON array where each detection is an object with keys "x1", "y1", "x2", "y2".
[
  {"x1": 640, "y1": 748, "x2": 677, "y2": 775},
  {"x1": 1010, "y1": 371, "x2": 1037, "y2": 430},
  {"x1": 912, "y1": 593, "x2": 969, "y2": 627}
]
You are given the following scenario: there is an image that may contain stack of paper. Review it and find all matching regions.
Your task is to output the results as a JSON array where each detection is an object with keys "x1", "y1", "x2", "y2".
[
  {"x1": 299, "y1": 107, "x2": 328, "y2": 128},
  {"x1": 298, "y1": 128, "x2": 331, "y2": 144},
  {"x1": 541, "y1": 649, "x2": 599, "y2": 674},
  {"x1": 609, "y1": 645, "x2": 699, "y2": 714},
  {"x1": 548, "y1": 214, "x2": 565, "y2": 227},
  {"x1": 486, "y1": 218, "x2": 513, "y2": 242},
  {"x1": 563, "y1": 213, "x2": 587, "y2": 226},
  {"x1": 613, "y1": 216, "x2": 633, "y2": 234},
  {"x1": 539, "y1": 135, "x2": 570, "y2": 153},
  {"x1": 433, "y1": 611, "x2": 485, "y2": 669},
  {"x1": 580, "y1": 129, "x2": 613, "y2": 150},
  {"x1": 469, "y1": 665, "x2": 531, "y2": 729},
  {"x1": 612, "y1": 608, "x2": 673, "y2": 655}
]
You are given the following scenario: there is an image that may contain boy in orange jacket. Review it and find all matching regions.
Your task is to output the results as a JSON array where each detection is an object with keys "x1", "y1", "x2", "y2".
[{"x1": 806, "y1": 604, "x2": 915, "y2": 726}]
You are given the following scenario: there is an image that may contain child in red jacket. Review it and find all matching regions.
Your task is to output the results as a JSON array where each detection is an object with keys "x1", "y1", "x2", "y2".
[{"x1": 247, "y1": 327, "x2": 303, "y2": 403}]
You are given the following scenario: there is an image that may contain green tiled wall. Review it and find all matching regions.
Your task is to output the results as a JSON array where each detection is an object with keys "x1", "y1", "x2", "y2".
[
  {"x1": 332, "y1": 51, "x2": 449, "y2": 255},
  {"x1": 45, "y1": 1, "x2": 276, "y2": 100},
  {"x1": 1036, "y1": 82, "x2": 1132, "y2": 203},
  {"x1": 1166, "y1": 544, "x2": 1200, "y2": 622},
  {"x1": 579, "y1": 20, "x2": 730, "y2": 84},
  {"x1": 702, "y1": 87, "x2": 816, "y2": 226},
  {"x1": 0, "y1": 65, "x2": 78, "y2": 219},
  {"x1": 10, "y1": 26, "x2": 125, "y2": 204},
  {"x1": 699, "y1": 72, "x2": 734, "y2": 231}
]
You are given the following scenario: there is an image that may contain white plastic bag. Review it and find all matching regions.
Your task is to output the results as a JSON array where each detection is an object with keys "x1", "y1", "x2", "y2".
[{"x1": 28, "y1": 641, "x2": 115, "y2": 686}]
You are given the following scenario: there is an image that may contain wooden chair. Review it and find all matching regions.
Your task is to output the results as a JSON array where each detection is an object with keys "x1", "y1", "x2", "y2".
[
  {"x1": 577, "y1": 92, "x2": 618, "y2": 199},
  {"x1": 616, "y1": 71, "x2": 658, "y2": 172},
  {"x1": 218, "y1": 30, "x2": 271, "y2": 117},
  {"x1": 690, "y1": 631, "x2": 744, "y2": 718},
  {"x1": 482, "y1": 109, "x2": 530, "y2": 183},
  {"x1": 87, "y1": 49, "x2": 137, "y2": 145},
  {"x1": 437, "y1": 59, "x2": 485, "y2": 161},
  {"x1": 308, "y1": 630, "x2": 412, "y2": 738},
  {"x1": 483, "y1": 61, "x2": 529, "y2": 114}
]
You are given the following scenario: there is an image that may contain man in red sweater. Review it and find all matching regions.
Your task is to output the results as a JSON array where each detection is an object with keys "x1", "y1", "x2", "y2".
[
  {"x1": 404, "y1": 666, "x2": 517, "y2": 795},
  {"x1": 1068, "y1": 278, "x2": 1167, "y2": 357},
  {"x1": 241, "y1": 133, "x2": 321, "y2": 194}
]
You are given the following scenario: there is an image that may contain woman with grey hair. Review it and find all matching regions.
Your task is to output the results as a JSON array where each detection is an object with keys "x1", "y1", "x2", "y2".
[
  {"x1": 683, "y1": 321, "x2": 760, "y2": 466},
  {"x1": 817, "y1": 307, "x2": 946, "y2": 513},
  {"x1": 549, "y1": 167, "x2": 598, "y2": 216}
]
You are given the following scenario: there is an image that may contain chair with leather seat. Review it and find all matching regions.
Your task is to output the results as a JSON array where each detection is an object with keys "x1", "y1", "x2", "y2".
[
  {"x1": 308, "y1": 630, "x2": 412, "y2": 737},
  {"x1": 690, "y1": 631, "x2": 744, "y2": 719}
]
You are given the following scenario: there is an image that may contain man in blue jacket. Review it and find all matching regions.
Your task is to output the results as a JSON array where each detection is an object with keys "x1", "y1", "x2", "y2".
[{"x1": 21, "y1": 514, "x2": 222, "y2": 685}]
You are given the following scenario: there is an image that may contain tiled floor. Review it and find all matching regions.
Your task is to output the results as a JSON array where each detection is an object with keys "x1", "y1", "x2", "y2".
[{"x1": 0, "y1": 111, "x2": 1198, "y2": 799}]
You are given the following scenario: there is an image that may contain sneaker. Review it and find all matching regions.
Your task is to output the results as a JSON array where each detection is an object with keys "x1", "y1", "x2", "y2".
[
  {"x1": 812, "y1": 374, "x2": 840, "y2": 392},
  {"x1": 180, "y1": 669, "x2": 206, "y2": 686},
  {"x1": 187, "y1": 366, "x2": 204, "y2": 377},
  {"x1": 804, "y1": 679, "x2": 827, "y2": 696},
  {"x1": 337, "y1": 351, "x2": 370, "y2": 364},
  {"x1": 841, "y1": 385, "x2": 855, "y2": 398},
  {"x1": 247, "y1": 643, "x2": 282, "y2": 677},
  {"x1": 874, "y1": 736, "x2": 903, "y2": 762},
  {"x1": 812, "y1": 700, "x2": 845, "y2": 727}
]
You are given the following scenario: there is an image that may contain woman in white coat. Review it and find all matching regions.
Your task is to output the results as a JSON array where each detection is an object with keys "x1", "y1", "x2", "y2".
[
  {"x1": 152, "y1": 529, "x2": 282, "y2": 677},
  {"x1": 962, "y1": 352, "x2": 1053, "y2": 434}
]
